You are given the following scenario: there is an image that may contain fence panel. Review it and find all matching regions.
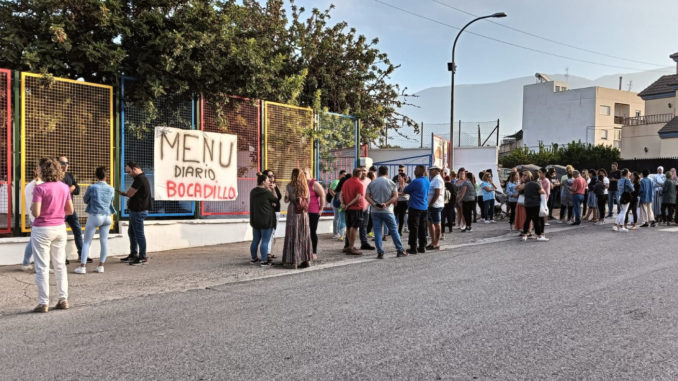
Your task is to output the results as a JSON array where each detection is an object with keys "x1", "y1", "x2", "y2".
[
  {"x1": 264, "y1": 102, "x2": 313, "y2": 213},
  {"x1": 120, "y1": 78, "x2": 195, "y2": 217},
  {"x1": 317, "y1": 112, "x2": 357, "y2": 189},
  {"x1": 21, "y1": 73, "x2": 113, "y2": 231},
  {"x1": 0, "y1": 69, "x2": 10, "y2": 234},
  {"x1": 200, "y1": 96, "x2": 260, "y2": 216}
]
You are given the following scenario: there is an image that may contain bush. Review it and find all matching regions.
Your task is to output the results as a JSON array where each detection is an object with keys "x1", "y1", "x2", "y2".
[{"x1": 500, "y1": 141, "x2": 620, "y2": 170}]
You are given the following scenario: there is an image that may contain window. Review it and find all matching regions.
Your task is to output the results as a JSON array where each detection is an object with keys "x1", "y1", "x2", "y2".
[
  {"x1": 635, "y1": 110, "x2": 641, "y2": 117},
  {"x1": 555, "y1": 86, "x2": 560, "y2": 92},
  {"x1": 614, "y1": 130, "x2": 621, "y2": 140},
  {"x1": 599, "y1": 105, "x2": 611, "y2": 115},
  {"x1": 601, "y1": 130, "x2": 608, "y2": 140}
]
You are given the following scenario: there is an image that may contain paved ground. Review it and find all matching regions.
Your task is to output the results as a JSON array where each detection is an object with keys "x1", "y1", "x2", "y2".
[{"x1": 2, "y1": 217, "x2": 678, "y2": 379}]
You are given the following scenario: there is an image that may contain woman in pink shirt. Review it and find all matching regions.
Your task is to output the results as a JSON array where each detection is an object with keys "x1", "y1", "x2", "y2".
[
  {"x1": 30, "y1": 158, "x2": 74, "y2": 313},
  {"x1": 303, "y1": 168, "x2": 326, "y2": 261}
]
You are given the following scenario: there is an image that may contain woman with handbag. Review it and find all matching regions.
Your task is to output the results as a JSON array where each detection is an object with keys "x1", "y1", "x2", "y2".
[
  {"x1": 282, "y1": 168, "x2": 312, "y2": 269},
  {"x1": 520, "y1": 171, "x2": 548, "y2": 242},
  {"x1": 613, "y1": 169, "x2": 634, "y2": 232}
]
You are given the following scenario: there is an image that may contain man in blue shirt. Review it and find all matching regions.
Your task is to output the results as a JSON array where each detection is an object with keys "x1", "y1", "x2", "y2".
[
  {"x1": 404, "y1": 165, "x2": 430, "y2": 254},
  {"x1": 639, "y1": 169, "x2": 656, "y2": 227}
]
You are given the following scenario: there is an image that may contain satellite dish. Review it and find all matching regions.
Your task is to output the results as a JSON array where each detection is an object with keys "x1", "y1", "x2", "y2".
[{"x1": 535, "y1": 73, "x2": 551, "y2": 83}]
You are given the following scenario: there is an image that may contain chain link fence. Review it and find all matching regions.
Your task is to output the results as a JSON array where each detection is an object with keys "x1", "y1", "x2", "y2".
[
  {"x1": 20, "y1": 73, "x2": 114, "y2": 232},
  {"x1": 200, "y1": 96, "x2": 260, "y2": 216},
  {"x1": 317, "y1": 111, "x2": 357, "y2": 189},
  {"x1": 120, "y1": 77, "x2": 195, "y2": 218},
  {"x1": 0, "y1": 69, "x2": 10, "y2": 234},
  {"x1": 264, "y1": 102, "x2": 313, "y2": 213}
]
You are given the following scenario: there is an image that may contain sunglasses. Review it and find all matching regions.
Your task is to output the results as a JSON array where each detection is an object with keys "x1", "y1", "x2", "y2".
[{"x1": 60, "y1": 161, "x2": 69, "y2": 165}]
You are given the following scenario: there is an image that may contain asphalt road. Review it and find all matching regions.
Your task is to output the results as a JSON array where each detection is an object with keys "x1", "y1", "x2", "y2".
[{"x1": 2, "y1": 223, "x2": 678, "y2": 380}]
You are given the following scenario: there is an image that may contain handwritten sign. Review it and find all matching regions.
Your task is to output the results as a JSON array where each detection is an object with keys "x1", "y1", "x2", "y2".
[{"x1": 153, "y1": 127, "x2": 238, "y2": 201}]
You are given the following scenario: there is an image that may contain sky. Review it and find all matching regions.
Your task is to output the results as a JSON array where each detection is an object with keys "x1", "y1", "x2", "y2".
[{"x1": 294, "y1": 0, "x2": 678, "y2": 93}]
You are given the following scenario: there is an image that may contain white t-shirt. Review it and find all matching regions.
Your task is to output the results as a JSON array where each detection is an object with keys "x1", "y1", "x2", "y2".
[
  {"x1": 428, "y1": 174, "x2": 445, "y2": 208},
  {"x1": 24, "y1": 179, "x2": 43, "y2": 224},
  {"x1": 603, "y1": 176, "x2": 609, "y2": 195}
]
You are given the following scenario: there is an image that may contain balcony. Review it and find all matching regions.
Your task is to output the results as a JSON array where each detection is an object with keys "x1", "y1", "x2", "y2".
[
  {"x1": 614, "y1": 116, "x2": 625, "y2": 124},
  {"x1": 622, "y1": 113, "x2": 674, "y2": 126}
]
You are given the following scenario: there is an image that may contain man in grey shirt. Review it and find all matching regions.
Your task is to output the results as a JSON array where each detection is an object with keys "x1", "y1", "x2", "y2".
[{"x1": 366, "y1": 166, "x2": 406, "y2": 259}]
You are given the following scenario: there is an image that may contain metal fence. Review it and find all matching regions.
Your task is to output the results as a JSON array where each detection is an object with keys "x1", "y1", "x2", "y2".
[
  {"x1": 264, "y1": 101, "x2": 314, "y2": 213},
  {"x1": 0, "y1": 69, "x2": 10, "y2": 234},
  {"x1": 120, "y1": 78, "x2": 195, "y2": 217},
  {"x1": 374, "y1": 154, "x2": 432, "y2": 181},
  {"x1": 20, "y1": 73, "x2": 114, "y2": 232},
  {"x1": 200, "y1": 96, "x2": 260, "y2": 216},
  {"x1": 317, "y1": 111, "x2": 358, "y2": 189}
]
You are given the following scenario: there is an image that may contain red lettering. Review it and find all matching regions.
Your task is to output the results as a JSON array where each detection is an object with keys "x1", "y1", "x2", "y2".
[
  {"x1": 167, "y1": 181, "x2": 177, "y2": 198},
  {"x1": 194, "y1": 183, "x2": 202, "y2": 198},
  {"x1": 187, "y1": 183, "x2": 194, "y2": 198},
  {"x1": 204, "y1": 184, "x2": 213, "y2": 199},
  {"x1": 178, "y1": 183, "x2": 186, "y2": 197},
  {"x1": 228, "y1": 187, "x2": 236, "y2": 200}
]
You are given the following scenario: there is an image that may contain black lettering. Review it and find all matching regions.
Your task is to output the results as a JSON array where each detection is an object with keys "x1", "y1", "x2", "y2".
[
  {"x1": 207, "y1": 169, "x2": 216, "y2": 180},
  {"x1": 174, "y1": 165, "x2": 182, "y2": 177},
  {"x1": 218, "y1": 141, "x2": 234, "y2": 168},
  {"x1": 161, "y1": 132, "x2": 180, "y2": 160},
  {"x1": 182, "y1": 134, "x2": 200, "y2": 163},
  {"x1": 203, "y1": 137, "x2": 215, "y2": 163},
  {"x1": 195, "y1": 167, "x2": 203, "y2": 179},
  {"x1": 185, "y1": 166, "x2": 194, "y2": 177}
]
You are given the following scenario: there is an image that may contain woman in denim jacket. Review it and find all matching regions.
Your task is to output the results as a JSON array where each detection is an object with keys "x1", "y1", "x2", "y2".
[{"x1": 74, "y1": 166, "x2": 116, "y2": 274}]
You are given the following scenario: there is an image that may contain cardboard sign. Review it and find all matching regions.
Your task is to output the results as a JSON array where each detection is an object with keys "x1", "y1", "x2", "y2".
[{"x1": 153, "y1": 127, "x2": 238, "y2": 201}]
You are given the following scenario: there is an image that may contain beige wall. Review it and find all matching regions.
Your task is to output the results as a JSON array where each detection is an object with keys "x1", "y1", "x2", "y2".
[
  {"x1": 645, "y1": 93, "x2": 677, "y2": 115},
  {"x1": 660, "y1": 137, "x2": 678, "y2": 157},
  {"x1": 593, "y1": 87, "x2": 644, "y2": 147},
  {"x1": 622, "y1": 123, "x2": 664, "y2": 158}
]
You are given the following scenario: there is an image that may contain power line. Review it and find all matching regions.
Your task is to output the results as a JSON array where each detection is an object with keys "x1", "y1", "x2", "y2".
[
  {"x1": 430, "y1": 0, "x2": 666, "y2": 67},
  {"x1": 371, "y1": 0, "x2": 671, "y2": 72}
]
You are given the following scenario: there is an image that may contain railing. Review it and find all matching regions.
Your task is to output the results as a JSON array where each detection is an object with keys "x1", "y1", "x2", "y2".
[
  {"x1": 622, "y1": 113, "x2": 674, "y2": 126},
  {"x1": 613, "y1": 116, "x2": 625, "y2": 124}
]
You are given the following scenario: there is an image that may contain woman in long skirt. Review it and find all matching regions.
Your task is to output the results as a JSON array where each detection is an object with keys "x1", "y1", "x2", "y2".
[{"x1": 282, "y1": 168, "x2": 313, "y2": 269}]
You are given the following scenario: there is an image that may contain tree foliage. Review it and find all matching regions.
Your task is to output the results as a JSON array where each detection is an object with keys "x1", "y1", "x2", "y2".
[
  {"x1": 0, "y1": 0, "x2": 416, "y2": 144},
  {"x1": 499, "y1": 141, "x2": 621, "y2": 170}
]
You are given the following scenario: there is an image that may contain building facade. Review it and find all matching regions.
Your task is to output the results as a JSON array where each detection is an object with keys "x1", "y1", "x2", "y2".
[
  {"x1": 621, "y1": 52, "x2": 678, "y2": 159},
  {"x1": 522, "y1": 79, "x2": 644, "y2": 150}
]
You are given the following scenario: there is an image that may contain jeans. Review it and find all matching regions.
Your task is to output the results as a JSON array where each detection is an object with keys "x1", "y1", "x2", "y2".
[
  {"x1": 597, "y1": 194, "x2": 608, "y2": 221},
  {"x1": 462, "y1": 200, "x2": 475, "y2": 228},
  {"x1": 251, "y1": 228, "x2": 274, "y2": 262},
  {"x1": 80, "y1": 214, "x2": 111, "y2": 264},
  {"x1": 332, "y1": 206, "x2": 345, "y2": 237},
  {"x1": 625, "y1": 201, "x2": 638, "y2": 225},
  {"x1": 572, "y1": 194, "x2": 584, "y2": 224},
  {"x1": 22, "y1": 240, "x2": 33, "y2": 266},
  {"x1": 616, "y1": 203, "x2": 630, "y2": 226},
  {"x1": 394, "y1": 201, "x2": 408, "y2": 235},
  {"x1": 359, "y1": 208, "x2": 369, "y2": 245},
  {"x1": 483, "y1": 199, "x2": 495, "y2": 221},
  {"x1": 65, "y1": 212, "x2": 83, "y2": 256},
  {"x1": 31, "y1": 225, "x2": 68, "y2": 305},
  {"x1": 406, "y1": 208, "x2": 427, "y2": 250},
  {"x1": 128, "y1": 210, "x2": 148, "y2": 259},
  {"x1": 309, "y1": 213, "x2": 320, "y2": 254},
  {"x1": 267, "y1": 212, "x2": 281, "y2": 255},
  {"x1": 372, "y1": 212, "x2": 404, "y2": 253},
  {"x1": 607, "y1": 190, "x2": 618, "y2": 216},
  {"x1": 508, "y1": 201, "x2": 517, "y2": 225}
]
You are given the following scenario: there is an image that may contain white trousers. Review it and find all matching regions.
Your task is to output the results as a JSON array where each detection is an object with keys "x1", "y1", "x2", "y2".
[
  {"x1": 31, "y1": 225, "x2": 68, "y2": 305},
  {"x1": 615, "y1": 203, "x2": 629, "y2": 226},
  {"x1": 267, "y1": 212, "x2": 282, "y2": 255},
  {"x1": 639, "y1": 202, "x2": 655, "y2": 225}
]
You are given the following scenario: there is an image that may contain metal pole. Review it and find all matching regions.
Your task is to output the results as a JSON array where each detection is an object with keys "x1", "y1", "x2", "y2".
[
  {"x1": 420, "y1": 122, "x2": 424, "y2": 148},
  {"x1": 496, "y1": 119, "x2": 500, "y2": 147},
  {"x1": 448, "y1": 12, "x2": 506, "y2": 169}
]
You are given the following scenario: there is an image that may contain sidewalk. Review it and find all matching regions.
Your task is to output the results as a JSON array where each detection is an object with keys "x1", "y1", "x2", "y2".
[{"x1": 0, "y1": 219, "x2": 563, "y2": 316}]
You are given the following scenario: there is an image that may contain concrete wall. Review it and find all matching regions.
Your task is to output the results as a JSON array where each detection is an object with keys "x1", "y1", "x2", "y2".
[
  {"x1": 0, "y1": 217, "x2": 334, "y2": 266},
  {"x1": 522, "y1": 82, "x2": 596, "y2": 148},
  {"x1": 523, "y1": 82, "x2": 643, "y2": 149}
]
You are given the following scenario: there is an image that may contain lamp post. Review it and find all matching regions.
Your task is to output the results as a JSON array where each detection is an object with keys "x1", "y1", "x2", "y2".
[{"x1": 449, "y1": 12, "x2": 506, "y2": 170}]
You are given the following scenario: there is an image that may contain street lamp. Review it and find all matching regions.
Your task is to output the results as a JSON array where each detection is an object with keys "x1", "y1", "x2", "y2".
[{"x1": 448, "y1": 12, "x2": 506, "y2": 170}]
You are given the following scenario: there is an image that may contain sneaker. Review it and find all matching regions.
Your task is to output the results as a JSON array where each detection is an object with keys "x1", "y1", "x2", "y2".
[
  {"x1": 397, "y1": 250, "x2": 407, "y2": 257},
  {"x1": 368, "y1": 232, "x2": 375, "y2": 238},
  {"x1": 120, "y1": 255, "x2": 137, "y2": 263},
  {"x1": 21, "y1": 264, "x2": 33, "y2": 272},
  {"x1": 96, "y1": 266, "x2": 105, "y2": 273},
  {"x1": 129, "y1": 258, "x2": 145, "y2": 266},
  {"x1": 250, "y1": 259, "x2": 260, "y2": 265},
  {"x1": 466, "y1": 227, "x2": 472, "y2": 232},
  {"x1": 33, "y1": 304, "x2": 48, "y2": 313},
  {"x1": 490, "y1": 220, "x2": 496, "y2": 223},
  {"x1": 377, "y1": 252, "x2": 384, "y2": 259},
  {"x1": 338, "y1": 235, "x2": 345, "y2": 241},
  {"x1": 536, "y1": 236, "x2": 549, "y2": 242},
  {"x1": 650, "y1": 222, "x2": 656, "y2": 227},
  {"x1": 260, "y1": 260, "x2": 272, "y2": 267},
  {"x1": 54, "y1": 299, "x2": 69, "y2": 310},
  {"x1": 74, "y1": 266, "x2": 86, "y2": 274},
  {"x1": 346, "y1": 248, "x2": 363, "y2": 256},
  {"x1": 612, "y1": 226, "x2": 618, "y2": 232},
  {"x1": 484, "y1": 220, "x2": 490, "y2": 224},
  {"x1": 521, "y1": 235, "x2": 527, "y2": 242},
  {"x1": 629, "y1": 226, "x2": 638, "y2": 230},
  {"x1": 360, "y1": 243, "x2": 375, "y2": 250},
  {"x1": 406, "y1": 248, "x2": 418, "y2": 255},
  {"x1": 619, "y1": 228, "x2": 628, "y2": 232},
  {"x1": 640, "y1": 223, "x2": 649, "y2": 228},
  {"x1": 544, "y1": 222, "x2": 551, "y2": 226}
]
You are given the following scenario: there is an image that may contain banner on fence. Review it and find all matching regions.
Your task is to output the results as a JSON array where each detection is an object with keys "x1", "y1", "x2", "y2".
[
  {"x1": 432, "y1": 134, "x2": 449, "y2": 170},
  {"x1": 153, "y1": 127, "x2": 238, "y2": 201}
]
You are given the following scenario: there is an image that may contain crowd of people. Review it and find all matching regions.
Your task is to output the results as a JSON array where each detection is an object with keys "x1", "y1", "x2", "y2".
[{"x1": 23, "y1": 157, "x2": 151, "y2": 313}]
